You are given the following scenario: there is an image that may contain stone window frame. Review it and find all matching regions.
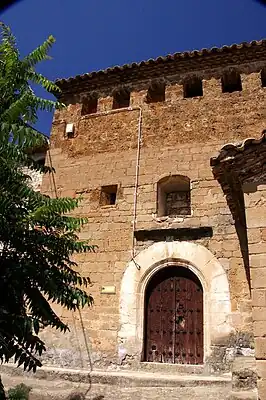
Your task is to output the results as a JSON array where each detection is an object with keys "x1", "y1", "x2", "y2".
[{"x1": 157, "y1": 175, "x2": 192, "y2": 218}]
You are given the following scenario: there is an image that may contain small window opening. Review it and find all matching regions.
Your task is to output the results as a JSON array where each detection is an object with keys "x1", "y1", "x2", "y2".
[
  {"x1": 100, "y1": 185, "x2": 118, "y2": 206},
  {"x1": 81, "y1": 97, "x2": 98, "y2": 115},
  {"x1": 112, "y1": 89, "x2": 130, "y2": 109},
  {"x1": 146, "y1": 81, "x2": 165, "y2": 103},
  {"x1": 157, "y1": 175, "x2": 191, "y2": 217},
  {"x1": 221, "y1": 70, "x2": 242, "y2": 93},
  {"x1": 261, "y1": 68, "x2": 266, "y2": 88},
  {"x1": 183, "y1": 77, "x2": 203, "y2": 98}
]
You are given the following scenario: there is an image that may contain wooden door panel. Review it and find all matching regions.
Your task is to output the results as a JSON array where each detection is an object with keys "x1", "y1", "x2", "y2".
[
  {"x1": 161, "y1": 276, "x2": 175, "y2": 363},
  {"x1": 145, "y1": 266, "x2": 203, "y2": 365},
  {"x1": 146, "y1": 275, "x2": 162, "y2": 362},
  {"x1": 195, "y1": 284, "x2": 204, "y2": 364}
]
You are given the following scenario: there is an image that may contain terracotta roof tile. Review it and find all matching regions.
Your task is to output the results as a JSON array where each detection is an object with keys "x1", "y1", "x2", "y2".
[
  {"x1": 210, "y1": 131, "x2": 266, "y2": 167},
  {"x1": 55, "y1": 39, "x2": 266, "y2": 87}
]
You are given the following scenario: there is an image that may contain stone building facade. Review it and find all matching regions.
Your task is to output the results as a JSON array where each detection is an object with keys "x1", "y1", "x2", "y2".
[{"x1": 41, "y1": 41, "x2": 266, "y2": 384}]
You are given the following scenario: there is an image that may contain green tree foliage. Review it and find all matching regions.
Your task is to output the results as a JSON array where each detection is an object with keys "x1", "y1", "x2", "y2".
[{"x1": 0, "y1": 23, "x2": 95, "y2": 389}]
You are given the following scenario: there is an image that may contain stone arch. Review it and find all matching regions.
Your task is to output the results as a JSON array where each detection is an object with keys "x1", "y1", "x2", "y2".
[{"x1": 118, "y1": 241, "x2": 233, "y2": 363}]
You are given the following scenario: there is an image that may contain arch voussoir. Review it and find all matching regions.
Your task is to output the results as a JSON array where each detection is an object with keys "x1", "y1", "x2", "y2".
[{"x1": 118, "y1": 241, "x2": 233, "y2": 364}]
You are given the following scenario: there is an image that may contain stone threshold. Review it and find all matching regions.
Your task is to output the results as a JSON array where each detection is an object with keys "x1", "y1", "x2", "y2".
[
  {"x1": 1, "y1": 364, "x2": 231, "y2": 388},
  {"x1": 229, "y1": 390, "x2": 258, "y2": 400},
  {"x1": 138, "y1": 361, "x2": 205, "y2": 374}
]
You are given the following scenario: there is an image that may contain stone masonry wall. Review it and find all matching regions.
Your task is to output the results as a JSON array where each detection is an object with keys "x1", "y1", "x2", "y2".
[
  {"x1": 245, "y1": 183, "x2": 266, "y2": 399},
  {"x1": 40, "y1": 70, "x2": 266, "y2": 370}
]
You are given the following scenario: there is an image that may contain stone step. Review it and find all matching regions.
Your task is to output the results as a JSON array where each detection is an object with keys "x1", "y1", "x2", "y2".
[
  {"x1": 1, "y1": 364, "x2": 231, "y2": 388},
  {"x1": 229, "y1": 390, "x2": 258, "y2": 400},
  {"x1": 1, "y1": 370, "x2": 232, "y2": 400},
  {"x1": 138, "y1": 361, "x2": 205, "y2": 375}
]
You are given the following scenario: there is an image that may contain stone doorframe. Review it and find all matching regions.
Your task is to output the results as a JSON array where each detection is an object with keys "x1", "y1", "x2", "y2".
[{"x1": 118, "y1": 241, "x2": 233, "y2": 363}]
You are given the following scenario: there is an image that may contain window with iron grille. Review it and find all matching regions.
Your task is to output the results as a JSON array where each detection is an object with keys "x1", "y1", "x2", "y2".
[{"x1": 157, "y1": 175, "x2": 191, "y2": 217}]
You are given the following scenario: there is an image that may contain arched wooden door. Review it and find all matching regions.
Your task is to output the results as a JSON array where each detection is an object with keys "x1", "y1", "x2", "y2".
[{"x1": 144, "y1": 266, "x2": 203, "y2": 364}]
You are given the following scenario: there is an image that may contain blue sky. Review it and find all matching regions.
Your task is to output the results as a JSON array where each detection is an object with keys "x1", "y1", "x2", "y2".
[{"x1": 2, "y1": 0, "x2": 266, "y2": 135}]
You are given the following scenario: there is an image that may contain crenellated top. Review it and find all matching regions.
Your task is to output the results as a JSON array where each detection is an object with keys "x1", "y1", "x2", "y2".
[{"x1": 55, "y1": 39, "x2": 266, "y2": 100}]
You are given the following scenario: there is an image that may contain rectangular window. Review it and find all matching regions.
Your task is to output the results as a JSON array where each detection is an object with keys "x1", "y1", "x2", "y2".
[
  {"x1": 221, "y1": 71, "x2": 242, "y2": 93},
  {"x1": 112, "y1": 89, "x2": 130, "y2": 109},
  {"x1": 81, "y1": 98, "x2": 98, "y2": 115},
  {"x1": 146, "y1": 82, "x2": 165, "y2": 103},
  {"x1": 183, "y1": 77, "x2": 203, "y2": 98},
  {"x1": 100, "y1": 185, "x2": 118, "y2": 206}
]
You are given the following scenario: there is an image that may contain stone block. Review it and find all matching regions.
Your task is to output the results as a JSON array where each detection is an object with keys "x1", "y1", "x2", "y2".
[
  {"x1": 229, "y1": 391, "x2": 258, "y2": 400},
  {"x1": 261, "y1": 228, "x2": 266, "y2": 242},
  {"x1": 246, "y1": 207, "x2": 266, "y2": 229},
  {"x1": 251, "y1": 269, "x2": 266, "y2": 289},
  {"x1": 250, "y1": 254, "x2": 266, "y2": 269},
  {"x1": 249, "y1": 243, "x2": 266, "y2": 255},
  {"x1": 256, "y1": 360, "x2": 266, "y2": 379},
  {"x1": 258, "y1": 378, "x2": 266, "y2": 400},
  {"x1": 232, "y1": 356, "x2": 257, "y2": 390},
  {"x1": 252, "y1": 307, "x2": 266, "y2": 321},
  {"x1": 240, "y1": 301, "x2": 252, "y2": 314},
  {"x1": 255, "y1": 338, "x2": 266, "y2": 358},
  {"x1": 248, "y1": 228, "x2": 263, "y2": 244},
  {"x1": 222, "y1": 240, "x2": 239, "y2": 251},
  {"x1": 252, "y1": 290, "x2": 266, "y2": 307}
]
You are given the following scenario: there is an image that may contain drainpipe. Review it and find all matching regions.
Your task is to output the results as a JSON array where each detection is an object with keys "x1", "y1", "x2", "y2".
[{"x1": 77, "y1": 106, "x2": 143, "y2": 261}]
